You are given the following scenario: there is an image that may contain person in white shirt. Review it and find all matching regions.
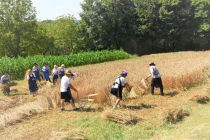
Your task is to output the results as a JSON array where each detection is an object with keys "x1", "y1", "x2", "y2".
[
  {"x1": 1, "y1": 73, "x2": 10, "y2": 84},
  {"x1": 0, "y1": 72, "x2": 10, "y2": 95},
  {"x1": 60, "y1": 69, "x2": 78, "y2": 111},
  {"x1": 52, "y1": 65, "x2": 59, "y2": 85},
  {"x1": 145, "y1": 62, "x2": 164, "y2": 96},
  {"x1": 111, "y1": 70, "x2": 130, "y2": 109}
]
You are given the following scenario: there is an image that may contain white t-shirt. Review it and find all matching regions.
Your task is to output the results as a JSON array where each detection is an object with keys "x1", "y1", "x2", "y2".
[
  {"x1": 60, "y1": 75, "x2": 71, "y2": 92},
  {"x1": 1, "y1": 74, "x2": 10, "y2": 83},
  {"x1": 149, "y1": 66, "x2": 161, "y2": 78},
  {"x1": 52, "y1": 68, "x2": 58, "y2": 75},
  {"x1": 112, "y1": 76, "x2": 127, "y2": 88},
  {"x1": 26, "y1": 74, "x2": 36, "y2": 80}
]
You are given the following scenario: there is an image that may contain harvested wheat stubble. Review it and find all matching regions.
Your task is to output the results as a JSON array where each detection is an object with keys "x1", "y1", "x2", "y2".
[
  {"x1": 102, "y1": 110, "x2": 140, "y2": 125},
  {"x1": 190, "y1": 94, "x2": 210, "y2": 104},
  {"x1": 46, "y1": 130, "x2": 86, "y2": 140},
  {"x1": 0, "y1": 97, "x2": 15, "y2": 111},
  {"x1": 164, "y1": 108, "x2": 190, "y2": 124},
  {"x1": 0, "y1": 96, "x2": 51, "y2": 126}
]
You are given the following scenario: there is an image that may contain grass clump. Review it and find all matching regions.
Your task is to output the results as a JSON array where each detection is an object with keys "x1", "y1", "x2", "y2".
[
  {"x1": 190, "y1": 94, "x2": 210, "y2": 104},
  {"x1": 164, "y1": 108, "x2": 190, "y2": 124}
]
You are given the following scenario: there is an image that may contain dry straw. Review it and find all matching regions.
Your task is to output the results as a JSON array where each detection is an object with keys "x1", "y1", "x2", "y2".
[
  {"x1": 0, "y1": 96, "x2": 50, "y2": 126},
  {"x1": 102, "y1": 110, "x2": 140, "y2": 125}
]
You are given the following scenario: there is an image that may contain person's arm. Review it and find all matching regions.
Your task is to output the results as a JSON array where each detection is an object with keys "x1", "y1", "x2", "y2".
[
  {"x1": 125, "y1": 83, "x2": 132, "y2": 92},
  {"x1": 69, "y1": 84, "x2": 78, "y2": 96},
  {"x1": 26, "y1": 75, "x2": 30, "y2": 80},
  {"x1": 145, "y1": 74, "x2": 152, "y2": 80}
]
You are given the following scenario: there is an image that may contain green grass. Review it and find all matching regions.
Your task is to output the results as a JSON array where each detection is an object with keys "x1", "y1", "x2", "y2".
[
  {"x1": 54, "y1": 101, "x2": 210, "y2": 140},
  {"x1": 153, "y1": 103, "x2": 210, "y2": 140},
  {"x1": 0, "y1": 50, "x2": 131, "y2": 80},
  {"x1": 55, "y1": 116, "x2": 162, "y2": 140}
]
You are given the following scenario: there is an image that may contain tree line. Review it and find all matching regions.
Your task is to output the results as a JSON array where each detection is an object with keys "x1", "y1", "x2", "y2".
[{"x1": 0, "y1": 0, "x2": 209, "y2": 57}]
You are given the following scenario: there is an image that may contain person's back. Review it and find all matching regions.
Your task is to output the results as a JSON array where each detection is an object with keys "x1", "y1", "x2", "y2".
[
  {"x1": 145, "y1": 62, "x2": 164, "y2": 96},
  {"x1": 60, "y1": 75, "x2": 70, "y2": 92},
  {"x1": 112, "y1": 76, "x2": 127, "y2": 89},
  {"x1": 149, "y1": 65, "x2": 161, "y2": 78}
]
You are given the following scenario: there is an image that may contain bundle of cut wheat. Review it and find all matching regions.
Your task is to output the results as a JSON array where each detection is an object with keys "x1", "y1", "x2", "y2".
[{"x1": 102, "y1": 110, "x2": 139, "y2": 125}]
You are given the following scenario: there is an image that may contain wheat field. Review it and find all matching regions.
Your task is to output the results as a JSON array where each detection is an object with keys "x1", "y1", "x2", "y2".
[
  {"x1": 69, "y1": 51, "x2": 210, "y2": 100},
  {"x1": 1, "y1": 51, "x2": 210, "y2": 140}
]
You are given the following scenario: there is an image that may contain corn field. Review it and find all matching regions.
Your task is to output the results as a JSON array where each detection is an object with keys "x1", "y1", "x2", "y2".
[{"x1": 0, "y1": 50, "x2": 131, "y2": 80}]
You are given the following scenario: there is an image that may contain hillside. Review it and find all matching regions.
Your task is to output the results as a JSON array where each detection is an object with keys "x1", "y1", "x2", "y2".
[{"x1": 0, "y1": 51, "x2": 210, "y2": 140}]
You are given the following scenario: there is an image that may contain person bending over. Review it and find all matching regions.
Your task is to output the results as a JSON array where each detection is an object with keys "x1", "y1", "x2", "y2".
[
  {"x1": 60, "y1": 69, "x2": 78, "y2": 111},
  {"x1": 145, "y1": 62, "x2": 164, "y2": 96}
]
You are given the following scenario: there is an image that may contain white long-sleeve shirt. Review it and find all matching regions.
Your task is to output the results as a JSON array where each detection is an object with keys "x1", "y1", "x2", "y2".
[{"x1": 149, "y1": 66, "x2": 161, "y2": 78}]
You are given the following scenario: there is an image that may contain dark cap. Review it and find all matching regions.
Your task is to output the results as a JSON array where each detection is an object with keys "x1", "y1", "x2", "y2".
[{"x1": 149, "y1": 62, "x2": 155, "y2": 66}]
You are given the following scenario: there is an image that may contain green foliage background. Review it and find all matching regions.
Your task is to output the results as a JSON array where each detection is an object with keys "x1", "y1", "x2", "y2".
[
  {"x1": 0, "y1": 0, "x2": 210, "y2": 57},
  {"x1": 0, "y1": 50, "x2": 131, "y2": 79}
]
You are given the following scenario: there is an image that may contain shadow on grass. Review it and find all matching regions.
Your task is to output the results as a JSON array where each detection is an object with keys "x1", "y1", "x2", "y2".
[
  {"x1": 164, "y1": 91, "x2": 179, "y2": 97},
  {"x1": 122, "y1": 103, "x2": 157, "y2": 110},
  {"x1": 65, "y1": 107, "x2": 104, "y2": 112},
  {"x1": 9, "y1": 92, "x2": 28, "y2": 96}
]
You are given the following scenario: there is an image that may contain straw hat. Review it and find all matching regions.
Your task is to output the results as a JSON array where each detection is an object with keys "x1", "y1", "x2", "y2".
[
  {"x1": 65, "y1": 69, "x2": 72, "y2": 75},
  {"x1": 61, "y1": 64, "x2": 65, "y2": 67}
]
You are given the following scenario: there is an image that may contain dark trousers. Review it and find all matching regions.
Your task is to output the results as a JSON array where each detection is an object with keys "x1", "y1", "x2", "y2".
[{"x1": 151, "y1": 78, "x2": 164, "y2": 95}]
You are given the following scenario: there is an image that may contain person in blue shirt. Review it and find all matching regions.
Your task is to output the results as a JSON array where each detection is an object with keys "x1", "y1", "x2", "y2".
[
  {"x1": 32, "y1": 63, "x2": 41, "y2": 81},
  {"x1": 25, "y1": 69, "x2": 38, "y2": 97},
  {"x1": 42, "y1": 63, "x2": 52, "y2": 82},
  {"x1": 58, "y1": 64, "x2": 66, "y2": 79}
]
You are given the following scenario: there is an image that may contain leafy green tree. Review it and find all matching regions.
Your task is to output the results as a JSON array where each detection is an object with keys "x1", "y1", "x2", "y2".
[
  {"x1": 81, "y1": 0, "x2": 138, "y2": 51},
  {"x1": 39, "y1": 16, "x2": 84, "y2": 54},
  {"x1": 0, "y1": 0, "x2": 37, "y2": 57},
  {"x1": 135, "y1": 0, "x2": 210, "y2": 52}
]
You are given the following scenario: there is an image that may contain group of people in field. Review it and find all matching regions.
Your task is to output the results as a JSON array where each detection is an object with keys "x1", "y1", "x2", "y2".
[
  {"x1": 24, "y1": 63, "x2": 67, "y2": 96},
  {"x1": 0, "y1": 62, "x2": 164, "y2": 111}
]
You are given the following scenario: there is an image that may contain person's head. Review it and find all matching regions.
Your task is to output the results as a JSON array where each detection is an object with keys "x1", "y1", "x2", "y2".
[
  {"x1": 65, "y1": 69, "x2": 73, "y2": 77},
  {"x1": 61, "y1": 64, "x2": 65, "y2": 68},
  {"x1": 26, "y1": 69, "x2": 32, "y2": 75},
  {"x1": 149, "y1": 62, "x2": 155, "y2": 66},
  {"x1": 54, "y1": 65, "x2": 58, "y2": 69},
  {"x1": 120, "y1": 70, "x2": 128, "y2": 77}
]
